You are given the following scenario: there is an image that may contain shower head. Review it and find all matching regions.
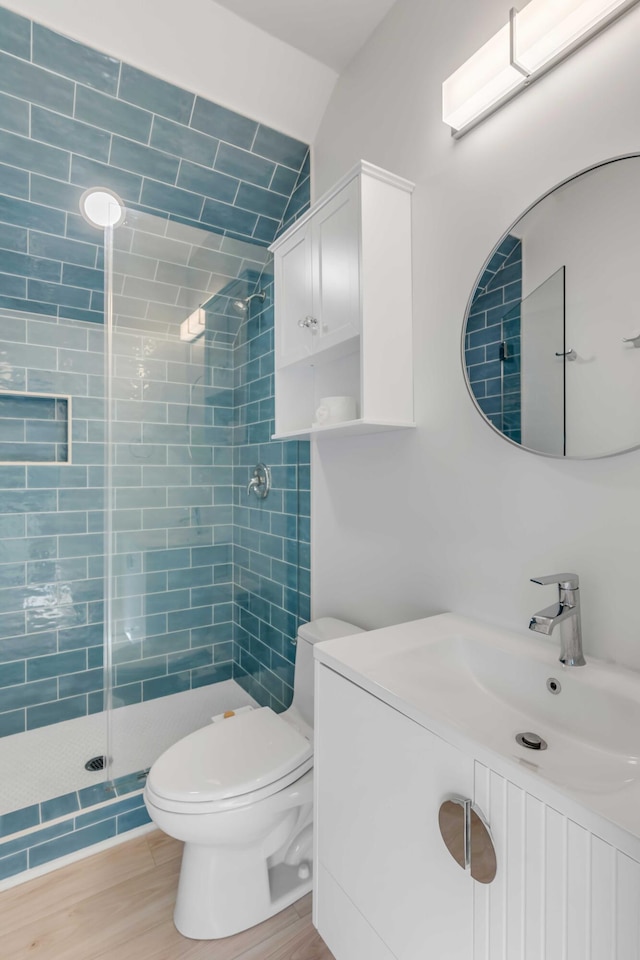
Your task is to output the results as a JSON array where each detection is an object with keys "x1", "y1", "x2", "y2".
[{"x1": 232, "y1": 290, "x2": 266, "y2": 312}]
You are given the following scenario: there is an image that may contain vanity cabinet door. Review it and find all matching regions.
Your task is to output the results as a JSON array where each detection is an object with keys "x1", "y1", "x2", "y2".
[
  {"x1": 315, "y1": 665, "x2": 474, "y2": 960},
  {"x1": 473, "y1": 762, "x2": 640, "y2": 960}
]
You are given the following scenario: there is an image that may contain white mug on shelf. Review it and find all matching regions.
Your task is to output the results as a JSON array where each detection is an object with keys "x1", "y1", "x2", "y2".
[{"x1": 313, "y1": 396, "x2": 357, "y2": 426}]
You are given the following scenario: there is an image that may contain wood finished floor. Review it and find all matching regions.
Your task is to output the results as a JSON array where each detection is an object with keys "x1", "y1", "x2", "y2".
[{"x1": 0, "y1": 831, "x2": 335, "y2": 960}]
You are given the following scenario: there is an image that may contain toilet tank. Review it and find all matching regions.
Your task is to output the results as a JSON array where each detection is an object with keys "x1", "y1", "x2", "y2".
[{"x1": 291, "y1": 618, "x2": 364, "y2": 727}]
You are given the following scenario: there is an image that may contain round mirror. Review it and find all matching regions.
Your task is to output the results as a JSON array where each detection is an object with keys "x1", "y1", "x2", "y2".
[{"x1": 462, "y1": 155, "x2": 640, "y2": 459}]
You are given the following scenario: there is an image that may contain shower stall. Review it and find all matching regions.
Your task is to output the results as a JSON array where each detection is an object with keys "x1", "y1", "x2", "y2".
[{"x1": 0, "y1": 204, "x2": 310, "y2": 872}]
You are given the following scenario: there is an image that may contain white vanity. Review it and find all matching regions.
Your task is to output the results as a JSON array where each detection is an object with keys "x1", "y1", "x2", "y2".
[{"x1": 313, "y1": 614, "x2": 640, "y2": 960}]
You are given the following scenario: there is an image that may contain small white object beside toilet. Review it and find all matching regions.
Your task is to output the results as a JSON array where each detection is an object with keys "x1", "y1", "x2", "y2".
[{"x1": 143, "y1": 617, "x2": 364, "y2": 940}]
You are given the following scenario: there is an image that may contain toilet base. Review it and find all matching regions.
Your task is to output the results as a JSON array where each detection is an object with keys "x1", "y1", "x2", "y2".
[{"x1": 174, "y1": 845, "x2": 313, "y2": 940}]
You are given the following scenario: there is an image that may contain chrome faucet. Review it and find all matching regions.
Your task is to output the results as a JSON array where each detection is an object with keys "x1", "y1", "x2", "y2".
[{"x1": 528, "y1": 573, "x2": 585, "y2": 666}]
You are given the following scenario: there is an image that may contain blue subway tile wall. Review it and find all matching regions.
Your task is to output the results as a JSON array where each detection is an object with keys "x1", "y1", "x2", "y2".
[
  {"x1": 465, "y1": 235, "x2": 522, "y2": 443},
  {"x1": 0, "y1": 8, "x2": 311, "y2": 875},
  {"x1": 281, "y1": 151, "x2": 311, "y2": 234},
  {"x1": 0, "y1": 5, "x2": 311, "y2": 322},
  {"x1": 232, "y1": 283, "x2": 311, "y2": 712},
  {"x1": 0, "y1": 766, "x2": 146, "y2": 845},
  {"x1": 0, "y1": 785, "x2": 150, "y2": 881},
  {"x1": 0, "y1": 7, "x2": 310, "y2": 744}
]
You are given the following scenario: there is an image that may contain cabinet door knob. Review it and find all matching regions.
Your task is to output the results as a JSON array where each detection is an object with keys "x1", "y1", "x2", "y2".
[
  {"x1": 438, "y1": 798, "x2": 497, "y2": 884},
  {"x1": 298, "y1": 315, "x2": 319, "y2": 330}
]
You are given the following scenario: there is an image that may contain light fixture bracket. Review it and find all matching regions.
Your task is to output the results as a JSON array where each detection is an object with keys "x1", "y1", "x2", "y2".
[{"x1": 509, "y1": 7, "x2": 532, "y2": 78}]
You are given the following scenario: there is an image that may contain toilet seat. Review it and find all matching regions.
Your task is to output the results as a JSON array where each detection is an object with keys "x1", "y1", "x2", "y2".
[{"x1": 146, "y1": 707, "x2": 313, "y2": 815}]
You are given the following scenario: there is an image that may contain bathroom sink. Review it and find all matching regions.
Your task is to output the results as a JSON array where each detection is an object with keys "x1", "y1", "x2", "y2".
[
  {"x1": 378, "y1": 628, "x2": 640, "y2": 794},
  {"x1": 315, "y1": 613, "x2": 640, "y2": 821}
]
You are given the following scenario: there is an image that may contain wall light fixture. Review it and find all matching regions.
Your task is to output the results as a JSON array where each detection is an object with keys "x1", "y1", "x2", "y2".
[
  {"x1": 443, "y1": 0, "x2": 640, "y2": 137},
  {"x1": 179, "y1": 307, "x2": 206, "y2": 342}
]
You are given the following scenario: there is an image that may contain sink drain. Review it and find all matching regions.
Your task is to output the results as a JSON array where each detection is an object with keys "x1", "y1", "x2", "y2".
[{"x1": 516, "y1": 732, "x2": 547, "y2": 751}]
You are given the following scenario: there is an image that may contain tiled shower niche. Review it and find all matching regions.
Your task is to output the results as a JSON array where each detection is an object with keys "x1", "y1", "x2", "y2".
[{"x1": 0, "y1": 392, "x2": 70, "y2": 463}]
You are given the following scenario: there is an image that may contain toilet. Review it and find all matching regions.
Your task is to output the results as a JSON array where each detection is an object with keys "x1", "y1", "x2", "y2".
[{"x1": 143, "y1": 617, "x2": 364, "y2": 940}]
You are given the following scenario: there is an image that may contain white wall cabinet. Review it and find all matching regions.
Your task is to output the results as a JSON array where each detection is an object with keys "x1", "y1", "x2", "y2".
[
  {"x1": 275, "y1": 178, "x2": 360, "y2": 368},
  {"x1": 269, "y1": 161, "x2": 415, "y2": 439},
  {"x1": 315, "y1": 664, "x2": 640, "y2": 960}
]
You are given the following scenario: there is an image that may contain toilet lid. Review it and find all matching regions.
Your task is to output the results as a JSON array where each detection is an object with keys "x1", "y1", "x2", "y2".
[{"x1": 147, "y1": 707, "x2": 313, "y2": 803}]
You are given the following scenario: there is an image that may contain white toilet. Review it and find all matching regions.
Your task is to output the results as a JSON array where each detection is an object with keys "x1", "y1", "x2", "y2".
[{"x1": 143, "y1": 617, "x2": 363, "y2": 940}]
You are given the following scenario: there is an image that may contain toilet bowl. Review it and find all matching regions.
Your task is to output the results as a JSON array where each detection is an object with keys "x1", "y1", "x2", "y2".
[{"x1": 144, "y1": 617, "x2": 364, "y2": 940}]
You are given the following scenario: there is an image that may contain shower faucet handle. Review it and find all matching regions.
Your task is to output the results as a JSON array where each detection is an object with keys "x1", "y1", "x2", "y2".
[{"x1": 247, "y1": 463, "x2": 271, "y2": 500}]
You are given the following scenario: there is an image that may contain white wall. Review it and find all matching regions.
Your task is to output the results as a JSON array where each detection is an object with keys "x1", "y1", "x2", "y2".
[
  {"x1": 2, "y1": 0, "x2": 337, "y2": 143},
  {"x1": 311, "y1": 0, "x2": 640, "y2": 670}
]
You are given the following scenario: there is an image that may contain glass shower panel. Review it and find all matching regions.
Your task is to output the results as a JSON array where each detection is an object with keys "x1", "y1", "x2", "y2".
[
  {"x1": 520, "y1": 267, "x2": 565, "y2": 456},
  {"x1": 0, "y1": 205, "x2": 307, "y2": 852},
  {"x1": 104, "y1": 207, "x2": 276, "y2": 785},
  {"x1": 0, "y1": 301, "x2": 108, "y2": 833}
]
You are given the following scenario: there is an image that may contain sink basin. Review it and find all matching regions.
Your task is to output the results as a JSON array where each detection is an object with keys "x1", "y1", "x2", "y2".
[
  {"x1": 378, "y1": 628, "x2": 640, "y2": 794},
  {"x1": 315, "y1": 613, "x2": 640, "y2": 816}
]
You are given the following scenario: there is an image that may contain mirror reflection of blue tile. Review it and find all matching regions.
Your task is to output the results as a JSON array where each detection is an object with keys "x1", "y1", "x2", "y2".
[
  {"x1": 464, "y1": 235, "x2": 523, "y2": 444},
  {"x1": 0, "y1": 393, "x2": 69, "y2": 463}
]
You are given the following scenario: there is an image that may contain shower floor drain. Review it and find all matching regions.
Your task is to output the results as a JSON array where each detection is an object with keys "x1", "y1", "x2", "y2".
[{"x1": 84, "y1": 755, "x2": 107, "y2": 772}]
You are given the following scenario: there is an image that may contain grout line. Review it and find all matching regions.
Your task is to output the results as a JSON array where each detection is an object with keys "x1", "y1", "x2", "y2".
[
  {"x1": 115, "y1": 60, "x2": 123, "y2": 101},
  {"x1": 187, "y1": 94, "x2": 197, "y2": 129}
]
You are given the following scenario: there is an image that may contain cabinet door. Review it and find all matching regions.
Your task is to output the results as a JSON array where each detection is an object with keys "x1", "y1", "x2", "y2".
[
  {"x1": 312, "y1": 178, "x2": 360, "y2": 355},
  {"x1": 315, "y1": 666, "x2": 474, "y2": 960},
  {"x1": 274, "y1": 219, "x2": 315, "y2": 368},
  {"x1": 473, "y1": 762, "x2": 640, "y2": 960}
]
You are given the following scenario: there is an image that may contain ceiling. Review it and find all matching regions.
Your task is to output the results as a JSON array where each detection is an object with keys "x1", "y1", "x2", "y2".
[{"x1": 211, "y1": 0, "x2": 399, "y2": 71}]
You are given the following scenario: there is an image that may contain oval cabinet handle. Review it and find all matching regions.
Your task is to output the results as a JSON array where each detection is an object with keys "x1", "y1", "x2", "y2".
[
  {"x1": 468, "y1": 805, "x2": 497, "y2": 884},
  {"x1": 438, "y1": 798, "x2": 469, "y2": 871},
  {"x1": 438, "y1": 797, "x2": 497, "y2": 884}
]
